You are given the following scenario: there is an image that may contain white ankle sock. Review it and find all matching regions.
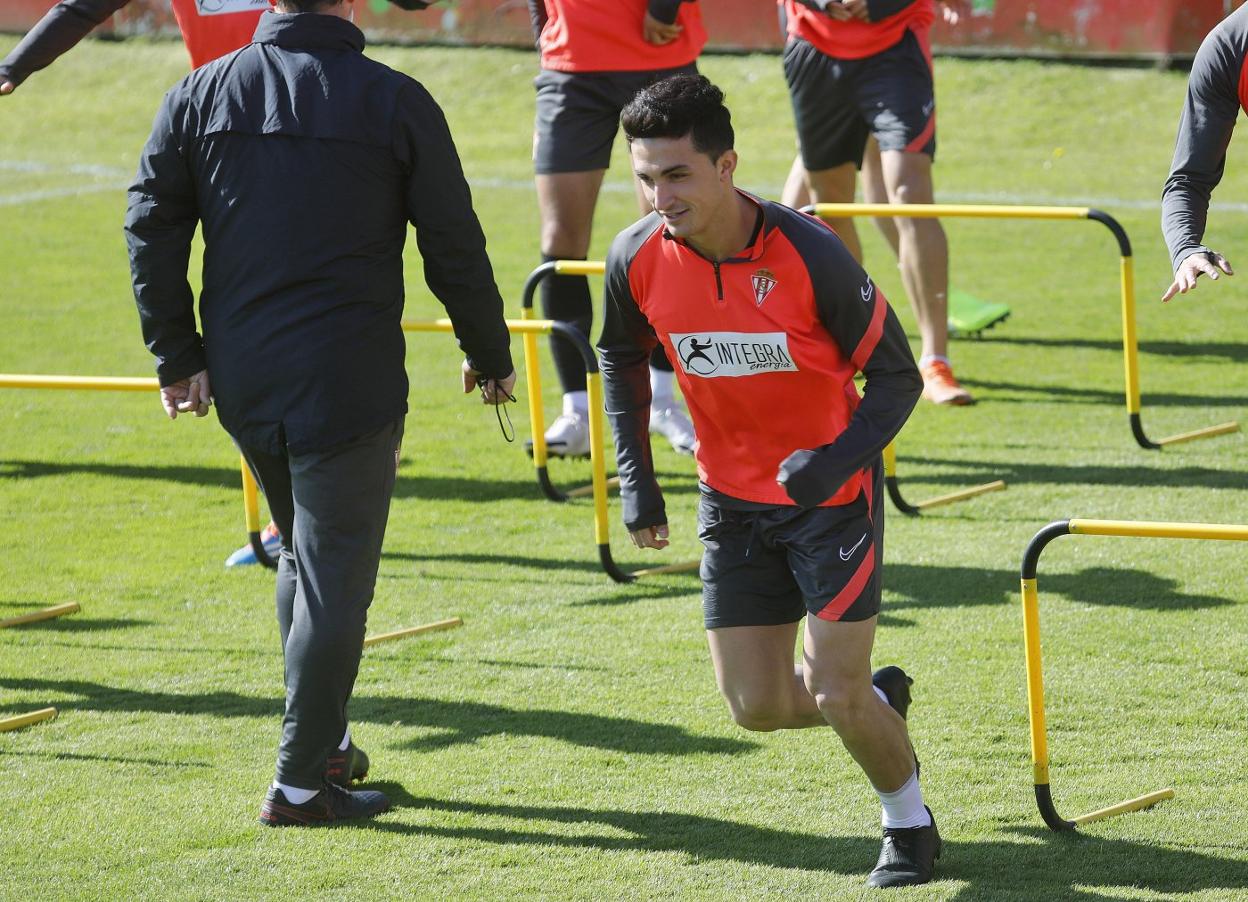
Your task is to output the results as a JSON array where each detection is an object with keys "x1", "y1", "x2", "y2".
[
  {"x1": 876, "y1": 768, "x2": 930, "y2": 829},
  {"x1": 873, "y1": 685, "x2": 890, "y2": 707},
  {"x1": 273, "y1": 781, "x2": 319, "y2": 804},
  {"x1": 338, "y1": 727, "x2": 351, "y2": 752},
  {"x1": 918, "y1": 354, "x2": 949, "y2": 369},
  {"x1": 562, "y1": 391, "x2": 588, "y2": 417},
  {"x1": 649, "y1": 367, "x2": 675, "y2": 408}
]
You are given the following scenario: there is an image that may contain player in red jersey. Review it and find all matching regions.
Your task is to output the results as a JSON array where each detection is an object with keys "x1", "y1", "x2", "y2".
[
  {"x1": 778, "y1": 0, "x2": 971, "y2": 406},
  {"x1": 526, "y1": 0, "x2": 705, "y2": 458},
  {"x1": 599, "y1": 74, "x2": 939, "y2": 888}
]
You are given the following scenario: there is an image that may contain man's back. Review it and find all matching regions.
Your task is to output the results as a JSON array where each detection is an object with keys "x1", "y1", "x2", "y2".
[{"x1": 127, "y1": 11, "x2": 509, "y2": 454}]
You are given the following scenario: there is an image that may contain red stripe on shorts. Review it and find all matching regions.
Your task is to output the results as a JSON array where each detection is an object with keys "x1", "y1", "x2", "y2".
[
  {"x1": 813, "y1": 541, "x2": 876, "y2": 622},
  {"x1": 905, "y1": 110, "x2": 936, "y2": 155}
]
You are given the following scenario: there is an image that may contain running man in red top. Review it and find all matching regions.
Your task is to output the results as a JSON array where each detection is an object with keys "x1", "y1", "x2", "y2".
[
  {"x1": 526, "y1": 0, "x2": 705, "y2": 458},
  {"x1": 778, "y1": 0, "x2": 971, "y2": 406},
  {"x1": 599, "y1": 74, "x2": 939, "y2": 889},
  {"x1": 1160, "y1": 4, "x2": 1248, "y2": 302}
]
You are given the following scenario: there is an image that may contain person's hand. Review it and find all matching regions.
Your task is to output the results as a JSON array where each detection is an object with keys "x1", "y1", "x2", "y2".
[
  {"x1": 630, "y1": 524, "x2": 670, "y2": 549},
  {"x1": 462, "y1": 361, "x2": 517, "y2": 404},
  {"x1": 643, "y1": 11, "x2": 682, "y2": 45},
  {"x1": 842, "y1": 0, "x2": 870, "y2": 21},
  {"x1": 1162, "y1": 250, "x2": 1234, "y2": 302},
  {"x1": 0, "y1": 81, "x2": 15, "y2": 97},
  {"x1": 160, "y1": 369, "x2": 212, "y2": 420},
  {"x1": 938, "y1": 0, "x2": 970, "y2": 25}
]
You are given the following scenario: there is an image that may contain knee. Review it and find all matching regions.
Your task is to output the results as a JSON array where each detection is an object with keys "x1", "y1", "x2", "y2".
[
  {"x1": 722, "y1": 691, "x2": 788, "y2": 733},
  {"x1": 805, "y1": 677, "x2": 871, "y2": 731},
  {"x1": 539, "y1": 220, "x2": 588, "y2": 258}
]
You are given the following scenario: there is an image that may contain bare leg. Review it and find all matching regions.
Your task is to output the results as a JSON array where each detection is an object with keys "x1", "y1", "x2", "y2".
[
  {"x1": 878, "y1": 150, "x2": 948, "y2": 362},
  {"x1": 803, "y1": 615, "x2": 915, "y2": 792},
  {"x1": 781, "y1": 153, "x2": 812, "y2": 211},
  {"x1": 707, "y1": 622, "x2": 825, "y2": 732},
  {"x1": 802, "y1": 162, "x2": 863, "y2": 263},
  {"x1": 861, "y1": 136, "x2": 900, "y2": 257},
  {"x1": 536, "y1": 170, "x2": 606, "y2": 258}
]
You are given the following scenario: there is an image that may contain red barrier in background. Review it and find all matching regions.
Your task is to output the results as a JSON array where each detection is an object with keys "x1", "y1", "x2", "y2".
[{"x1": 0, "y1": 0, "x2": 1243, "y2": 61}]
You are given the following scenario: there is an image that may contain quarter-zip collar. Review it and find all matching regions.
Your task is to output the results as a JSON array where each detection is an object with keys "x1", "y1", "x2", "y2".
[
  {"x1": 252, "y1": 9, "x2": 366, "y2": 54},
  {"x1": 662, "y1": 189, "x2": 770, "y2": 299}
]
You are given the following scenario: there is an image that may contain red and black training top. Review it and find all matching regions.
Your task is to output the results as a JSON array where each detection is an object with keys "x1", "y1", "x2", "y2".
[
  {"x1": 781, "y1": 0, "x2": 933, "y2": 61},
  {"x1": 1162, "y1": 4, "x2": 1248, "y2": 271},
  {"x1": 598, "y1": 193, "x2": 922, "y2": 532},
  {"x1": 528, "y1": 0, "x2": 706, "y2": 73}
]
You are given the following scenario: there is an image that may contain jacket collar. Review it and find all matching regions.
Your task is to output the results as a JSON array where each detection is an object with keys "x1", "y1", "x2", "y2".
[{"x1": 252, "y1": 10, "x2": 366, "y2": 53}]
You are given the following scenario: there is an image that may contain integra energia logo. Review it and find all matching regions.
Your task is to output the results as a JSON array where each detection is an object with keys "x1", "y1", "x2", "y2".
[
  {"x1": 671, "y1": 332, "x2": 798, "y2": 378},
  {"x1": 197, "y1": 0, "x2": 269, "y2": 14}
]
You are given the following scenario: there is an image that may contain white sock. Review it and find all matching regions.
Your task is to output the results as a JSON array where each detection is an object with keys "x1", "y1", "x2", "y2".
[
  {"x1": 338, "y1": 727, "x2": 351, "y2": 752},
  {"x1": 873, "y1": 685, "x2": 890, "y2": 707},
  {"x1": 649, "y1": 367, "x2": 675, "y2": 408},
  {"x1": 562, "y1": 391, "x2": 588, "y2": 417},
  {"x1": 918, "y1": 354, "x2": 949, "y2": 369},
  {"x1": 876, "y1": 768, "x2": 930, "y2": 829},
  {"x1": 273, "y1": 781, "x2": 319, "y2": 804}
]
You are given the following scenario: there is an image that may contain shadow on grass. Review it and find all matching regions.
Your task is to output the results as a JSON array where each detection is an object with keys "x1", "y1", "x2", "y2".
[
  {"x1": 0, "y1": 617, "x2": 152, "y2": 633},
  {"x1": 982, "y1": 333, "x2": 1248, "y2": 364},
  {"x1": 382, "y1": 549, "x2": 604, "y2": 574},
  {"x1": 895, "y1": 456, "x2": 1248, "y2": 492},
  {"x1": 0, "y1": 679, "x2": 755, "y2": 758},
  {"x1": 0, "y1": 459, "x2": 236, "y2": 487},
  {"x1": 363, "y1": 792, "x2": 1248, "y2": 900},
  {"x1": 882, "y1": 562, "x2": 1234, "y2": 619},
  {"x1": 1, "y1": 749, "x2": 211, "y2": 769},
  {"x1": 957, "y1": 377, "x2": 1245, "y2": 408}
]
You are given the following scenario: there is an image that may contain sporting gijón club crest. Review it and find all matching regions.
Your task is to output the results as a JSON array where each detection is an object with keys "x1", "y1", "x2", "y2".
[{"x1": 751, "y1": 268, "x2": 777, "y2": 307}]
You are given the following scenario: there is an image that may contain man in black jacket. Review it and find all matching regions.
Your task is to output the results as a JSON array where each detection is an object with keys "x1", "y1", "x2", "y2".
[{"x1": 125, "y1": 0, "x2": 514, "y2": 826}]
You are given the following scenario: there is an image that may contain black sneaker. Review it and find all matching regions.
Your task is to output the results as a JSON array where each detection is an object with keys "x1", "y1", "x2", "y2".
[
  {"x1": 258, "y1": 780, "x2": 390, "y2": 827},
  {"x1": 866, "y1": 807, "x2": 941, "y2": 888},
  {"x1": 872, "y1": 666, "x2": 914, "y2": 720},
  {"x1": 325, "y1": 741, "x2": 369, "y2": 787}
]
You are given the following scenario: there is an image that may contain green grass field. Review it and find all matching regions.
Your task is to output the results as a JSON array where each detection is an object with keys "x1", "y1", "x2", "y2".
[{"x1": 2, "y1": 35, "x2": 1247, "y2": 901}]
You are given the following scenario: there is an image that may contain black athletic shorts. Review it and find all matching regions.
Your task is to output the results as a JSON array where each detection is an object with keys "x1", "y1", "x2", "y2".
[
  {"x1": 782, "y1": 29, "x2": 936, "y2": 172},
  {"x1": 698, "y1": 468, "x2": 884, "y2": 629},
  {"x1": 533, "y1": 64, "x2": 698, "y2": 175}
]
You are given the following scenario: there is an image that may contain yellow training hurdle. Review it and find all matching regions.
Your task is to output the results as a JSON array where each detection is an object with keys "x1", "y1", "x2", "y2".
[
  {"x1": 808, "y1": 203, "x2": 1240, "y2": 449},
  {"x1": 1019, "y1": 517, "x2": 1248, "y2": 831}
]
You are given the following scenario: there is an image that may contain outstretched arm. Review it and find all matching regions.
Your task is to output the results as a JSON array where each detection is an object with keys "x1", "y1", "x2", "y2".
[{"x1": 0, "y1": 0, "x2": 130, "y2": 95}]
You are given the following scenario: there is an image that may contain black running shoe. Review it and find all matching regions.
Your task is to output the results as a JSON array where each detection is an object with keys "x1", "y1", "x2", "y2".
[
  {"x1": 325, "y1": 741, "x2": 369, "y2": 787},
  {"x1": 866, "y1": 807, "x2": 941, "y2": 888},
  {"x1": 872, "y1": 666, "x2": 914, "y2": 720},
  {"x1": 258, "y1": 781, "x2": 390, "y2": 827}
]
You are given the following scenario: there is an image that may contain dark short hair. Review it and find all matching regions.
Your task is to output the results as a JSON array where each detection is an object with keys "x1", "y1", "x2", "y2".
[
  {"x1": 274, "y1": 0, "x2": 338, "y2": 12},
  {"x1": 621, "y1": 74, "x2": 734, "y2": 162}
]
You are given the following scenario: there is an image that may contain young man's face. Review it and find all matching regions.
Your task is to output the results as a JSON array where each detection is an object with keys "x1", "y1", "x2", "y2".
[{"x1": 630, "y1": 134, "x2": 736, "y2": 243}]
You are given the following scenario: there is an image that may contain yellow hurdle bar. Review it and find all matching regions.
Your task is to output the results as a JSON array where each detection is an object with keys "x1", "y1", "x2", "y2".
[
  {"x1": 0, "y1": 602, "x2": 80, "y2": 629},
  {"x1": 882, "y1": 440, "x2": 1005, "y2": 516},
  {"x1": 363, "y1": 617, "x2": 463, "y2": 648},
  {"x1": 566, "y1": 475, "x2": 620, "y2": 499},
  {"x1": 811, "y1": 203, "x2": 1091, "y2": 220},
  {"x1": 553, "y1": 260, "x2": 606, "y2": 277},
  {"x1": 910, "y1": 480, "x2": 1007, "y2": 511},
  {"x1": 0, "y1": 374, "x2": 158, "y2": 391},
  {"x1": 0, "y1": 707, "x2": 57, "y2": 733},
  {"x1": 631, "y1": 559, "x2": 702, "y2": 577},
  {"x1": 1021, "y1": 517, "x2": 1248, "y2": 831},
  {"x1": 811, "y1": 203, "x2": 1238, "y2": 449},
  {"x1": 241, "y1": 457, "x2": 262, "y2": 534}
]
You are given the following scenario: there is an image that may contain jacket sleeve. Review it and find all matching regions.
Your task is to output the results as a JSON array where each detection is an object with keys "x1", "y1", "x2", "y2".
[
  {"x1": 647, "y1": 0, "x2": 692, "y2": 26},
  {"x1": 527, "y1": 0, "x2": 547, "y2": 46},
  {"x1": 124, "y1": 81, "x2": 206, "y2": 387},
  {"x1": 1161, "y1": 25, "x2": 1243, "y2": 271},
  {"x1": 394, "y1": 81, "x2": 513, "y2": 380},
  {"x1": 777, "y1": 224, "x2": 922, "y2": 507},
  {"x1": 865, "y1": 0, "x2": 918, "y2": 22},
  {"x1": 0, "y1": 0, "x2": 129, "y2": 88},
  {"x1": 598, "y1": 230, "x2": 666, "y2": 532}
]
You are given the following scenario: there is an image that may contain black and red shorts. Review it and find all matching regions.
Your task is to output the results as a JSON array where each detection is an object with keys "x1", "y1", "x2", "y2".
[
  {"x1": 698, "y1": 468, "x2": 884, "y2": 629},
  {"x1": 533, "y1": 64, "x2": 697, "y2": 175},
  {"x1": 782, "y1": 28, "x2": 936, "y2": 172}
]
